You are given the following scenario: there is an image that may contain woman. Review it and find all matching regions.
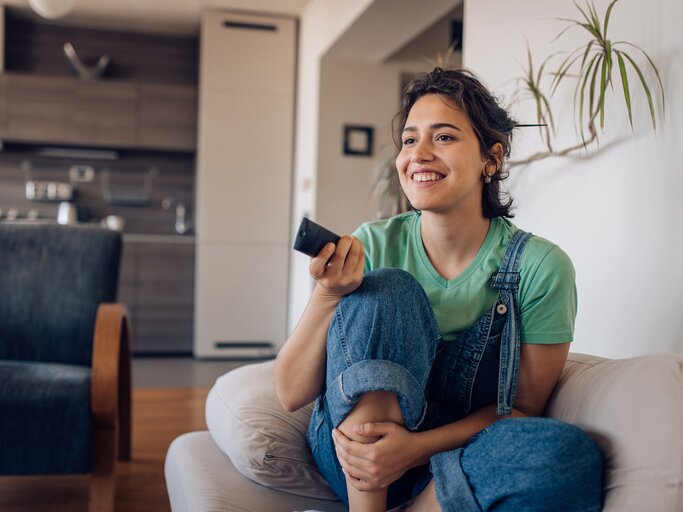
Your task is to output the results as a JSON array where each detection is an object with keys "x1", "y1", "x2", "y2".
[{"x1": 275, "y1": 68, "x2": 603, "y2": 512}]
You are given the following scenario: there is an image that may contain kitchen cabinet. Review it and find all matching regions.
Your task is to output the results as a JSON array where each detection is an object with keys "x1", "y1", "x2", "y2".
[
  {"x1": 119, "y1": 239, "x2": 195, "y2": 354},
  {"x1": 137, "y1": 84, "x2": 198, "y2": 151},
  {"x1": 0, "y1": 73, "x2": 197, "y2": 151},
  {"x1": 194, "y1": 11, "x2": 296, "y2": 358},
  {"x1": 5, "y1": 74, "x2": 82, "y2": 146},
  {"x1": 73, "y1": 80, "x2": 137, "y2": 147}
]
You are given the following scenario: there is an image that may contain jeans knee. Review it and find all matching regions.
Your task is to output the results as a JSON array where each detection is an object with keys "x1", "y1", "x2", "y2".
[
  {"x1": 460, "y1": 418, "x2": 603, "y2": 511},
  {"x1": 353, "y1": 268, "x2": 426, "y2": 303},
  {"x1": 331, "y1": 268, "x2": 440, "y2": 363}
]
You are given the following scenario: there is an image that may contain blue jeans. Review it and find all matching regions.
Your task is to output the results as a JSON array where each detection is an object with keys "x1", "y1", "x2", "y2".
[{"x1": 306, "y1": 268, "x2": 603, "y2": 511}]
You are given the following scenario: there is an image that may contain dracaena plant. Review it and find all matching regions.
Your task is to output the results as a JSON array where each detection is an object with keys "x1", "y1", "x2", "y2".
[{"x1": 509, "y1": 0, "x2": 665, "y2": 167}]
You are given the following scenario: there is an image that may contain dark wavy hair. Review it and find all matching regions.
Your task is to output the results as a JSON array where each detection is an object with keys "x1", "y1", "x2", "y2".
[{"x1": 393, "y1": 68, "x2": 517, "y2": 218}]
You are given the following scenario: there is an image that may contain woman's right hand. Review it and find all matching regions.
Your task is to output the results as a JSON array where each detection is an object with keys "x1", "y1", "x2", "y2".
[{"x1": 309, "y1": 235, "x2": 364, "y2": 299}]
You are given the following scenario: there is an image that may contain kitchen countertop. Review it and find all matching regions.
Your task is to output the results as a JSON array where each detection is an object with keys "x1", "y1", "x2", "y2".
[{"x1": 123, "y1": 233, "x2": 195, "y2": 244}]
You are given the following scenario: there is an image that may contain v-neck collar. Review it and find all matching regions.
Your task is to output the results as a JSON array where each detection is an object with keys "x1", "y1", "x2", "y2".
[{"x1": 412, "y1": 213, "x2": 499, "y2": 289}]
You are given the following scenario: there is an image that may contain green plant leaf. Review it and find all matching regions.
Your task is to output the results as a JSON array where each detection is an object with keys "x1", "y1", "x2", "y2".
[
  {"x1": 605, "y1": 40, "x2": 614, "y2": 92},
  {"x1": 578, "y1": 52, "x2": 601, "y2": 137},
  {"x1": 599, "y1": 55, "x2": 608, "y2": 129},
  {"x1": 603, "y1": 0, "x2": 619, "y2": 39},
  {"x1": 552, "y1": 20, "x2": 583, "y2": 42},
  {"x1": 621, "y1": 51, "x2": 657, "y2": 130},
  {"x1": 615, "y1": 50, "x2": 633, "y2": 130},
  {"x1": 614, "y1": 40, "x2": 665, "y2": 114},
  {"x1": 573, "y1": 1, "x2": 593, "y2": 27},
  {"x1": 587, "y1": 1, "x2": 602, "y2": 35},
  {"x1": 585, "y1": 52, "x2": 602, "y2": 141},
  {"x1": 550, "y1": 46, "x2": 586, "y2": 96},
  {"x1": 580, "y1": 40, "x2": 595, "y2": 70},
  {"x1": 539, "y1": 91, "x2": 556, "y2": 133}
]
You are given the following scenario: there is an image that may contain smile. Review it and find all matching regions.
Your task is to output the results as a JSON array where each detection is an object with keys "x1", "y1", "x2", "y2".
[{"x1": 411, "y1": 171, "x2": 444, "y2": 182}]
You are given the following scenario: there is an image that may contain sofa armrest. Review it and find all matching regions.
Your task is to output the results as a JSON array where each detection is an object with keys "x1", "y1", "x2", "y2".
[{"x1": 91, "y1": 303, "x2": 132, "y2": 461}]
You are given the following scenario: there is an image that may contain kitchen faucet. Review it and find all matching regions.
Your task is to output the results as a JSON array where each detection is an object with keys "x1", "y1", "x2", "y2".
[{"x1": 161, "y1": 196, "x2": 191, "y2": 235}]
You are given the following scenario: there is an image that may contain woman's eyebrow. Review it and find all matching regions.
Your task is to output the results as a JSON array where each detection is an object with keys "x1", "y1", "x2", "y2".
[{"x1": 402, "y1": 123, "x2": 462, "y2": 134}]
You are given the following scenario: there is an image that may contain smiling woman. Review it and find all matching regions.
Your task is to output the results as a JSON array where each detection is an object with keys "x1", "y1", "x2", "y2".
[{"x1": 275, "y1": 67, "x2": 604, "y2": 512}]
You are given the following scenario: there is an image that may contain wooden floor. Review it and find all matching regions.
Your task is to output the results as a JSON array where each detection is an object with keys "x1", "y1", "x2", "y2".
[{"x1": 0, "y1": 387, "x2": 208, "y2": 512}]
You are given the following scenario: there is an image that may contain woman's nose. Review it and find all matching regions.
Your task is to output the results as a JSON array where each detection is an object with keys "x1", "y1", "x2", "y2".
[{"x1": 411, "y1": 139, "x2": 434, "y2": 163}]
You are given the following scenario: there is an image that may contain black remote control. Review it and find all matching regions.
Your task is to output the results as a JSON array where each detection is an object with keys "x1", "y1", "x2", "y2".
[{"x1": 293, "y1": 217, "x2": 341, "y2": 257}]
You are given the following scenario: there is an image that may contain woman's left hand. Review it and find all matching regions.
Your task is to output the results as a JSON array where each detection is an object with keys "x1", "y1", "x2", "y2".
[{"x1": 332, "y1": 422, "x2": 423, "y2": 492}]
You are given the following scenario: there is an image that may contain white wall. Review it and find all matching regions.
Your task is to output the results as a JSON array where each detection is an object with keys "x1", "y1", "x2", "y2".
[
  {"x1": 288, "y1": 0, "x2": 377, "y2": 332},
  {"x1": 463, "y1": 0, "x2": 683, "y2": 357},
  {"x1": 315, "y1": 58, "x2": 419, "y2": 236}
]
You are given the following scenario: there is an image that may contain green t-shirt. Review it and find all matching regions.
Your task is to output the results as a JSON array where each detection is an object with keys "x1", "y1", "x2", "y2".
[{"x1": 353, "y1": 211, "x2": 577, "y2": 344}]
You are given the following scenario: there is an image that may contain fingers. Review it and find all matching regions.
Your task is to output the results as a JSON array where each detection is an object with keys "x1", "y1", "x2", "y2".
[
  {"x1": 353, "y1": 421, "x2": 393, "y2": 437},
  {"x1": 309, "y1": 242, "x2": 336, "y2": 279},
  {"x1": 308, "y1": 236, "x2": 364, "y2": 297}
]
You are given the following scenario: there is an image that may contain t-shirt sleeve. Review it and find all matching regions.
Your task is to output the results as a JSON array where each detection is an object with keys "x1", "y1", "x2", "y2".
[
  {"x1": 518, "y1": 244, "x2": 577, "y2": 344},
  {"x1": 352, "y1": 223, "x2": 373, "y2": 273}
]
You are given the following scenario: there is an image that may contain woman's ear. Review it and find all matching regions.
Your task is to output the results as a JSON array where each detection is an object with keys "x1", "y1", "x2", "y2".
[{"x1": 489, "y1": 143, "x2": 504, "y2": 171}]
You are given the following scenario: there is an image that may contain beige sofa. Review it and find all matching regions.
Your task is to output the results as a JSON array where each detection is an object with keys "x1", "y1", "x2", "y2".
[{"x1": 165, "y1": 353, "x2": 683, "y2": 511}]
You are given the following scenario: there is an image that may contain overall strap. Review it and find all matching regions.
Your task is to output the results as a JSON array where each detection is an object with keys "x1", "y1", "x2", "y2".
[
  {"x1": 490, "y1": 229, "x2": 533, "y2": 415},
  {"x1": 490, "y1": 229, "x2": 533, "y2": 292}
]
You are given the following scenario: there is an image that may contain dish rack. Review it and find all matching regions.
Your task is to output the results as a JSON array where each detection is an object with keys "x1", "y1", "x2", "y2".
[{"x1": 101, "y1": 166, "x2": 158, "y2": 206}]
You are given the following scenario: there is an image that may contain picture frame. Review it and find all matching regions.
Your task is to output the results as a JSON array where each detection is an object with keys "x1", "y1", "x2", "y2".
[{"x1": 343, "y1": 125, "x2": 374, "y2": 157}]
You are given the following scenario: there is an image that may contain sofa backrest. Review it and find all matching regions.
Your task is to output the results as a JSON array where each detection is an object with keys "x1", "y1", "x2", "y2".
[
  {"x1": 546, "y1": 352, "x2": 683, "y2": 511},
  {"x1": 0, "y1": 222, "x2": 121, "y2": 366}
]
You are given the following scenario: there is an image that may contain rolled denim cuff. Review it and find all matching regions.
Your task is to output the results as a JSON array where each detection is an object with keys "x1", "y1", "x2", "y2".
[
  {"x1": 325, "y1": 359, "x2": 427, "y2": 430},
  {"x1": 430, "y1": 449, "x2": 482, "y2": 512}
]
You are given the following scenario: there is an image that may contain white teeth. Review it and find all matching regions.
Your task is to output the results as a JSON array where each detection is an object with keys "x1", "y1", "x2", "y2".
[{"x1": 412, "y1": 172, "x2": 443, "y2": 182}]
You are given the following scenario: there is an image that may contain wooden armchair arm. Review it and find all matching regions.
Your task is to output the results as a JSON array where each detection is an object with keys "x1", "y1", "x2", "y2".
[{"x1": 91, "y1": 303, "x2": 132, "y2": 461}]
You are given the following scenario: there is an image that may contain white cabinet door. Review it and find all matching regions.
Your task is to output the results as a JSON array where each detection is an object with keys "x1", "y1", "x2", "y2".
[
  {"x1": 201, "y1": 12, "x2": 296, "y2": 95},
  {"x1": 197, "y1": 90, "x2": 293, "y2": 243},
  {"x1": 195, "y1": 242, "x2": 289, "y2": 358},
  {"x1": 195, "y1": 11, "x2": 296, "y2": 357}
]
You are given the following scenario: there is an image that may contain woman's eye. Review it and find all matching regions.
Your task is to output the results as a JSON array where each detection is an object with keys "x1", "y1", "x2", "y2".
[
  {"x1": 436, "y1": 134, "x2": 454, "y2": 142},
  {"x1": 402, "y1": 137, "x2": 416, "y2": 146}
]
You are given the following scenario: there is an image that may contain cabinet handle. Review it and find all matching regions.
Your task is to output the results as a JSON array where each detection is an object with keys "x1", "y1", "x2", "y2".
[{"x1": 222, "y1": 20, "x2": 277, "y2": 32}]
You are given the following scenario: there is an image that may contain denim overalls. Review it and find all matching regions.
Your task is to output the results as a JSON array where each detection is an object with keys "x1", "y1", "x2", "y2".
[{"x1": 306, "y1": 230, "x2": 603, "y2": 512}]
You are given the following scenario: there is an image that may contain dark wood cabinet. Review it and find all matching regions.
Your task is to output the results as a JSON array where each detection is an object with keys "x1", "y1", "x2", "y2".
[
  {"x1": 6, "y1": 74, "x2": 80, "y2": 145},
  {"x1": 73, "y1": 80, "x2": 137, "y2": 147},
  {"x1": 0, "y1": 73, "x2": 197, "y2": 151},
  {"x1": 119, "y1": 240, "x2": 195, "y2": 354},
  {"x1": 137, "y1": 84, "x2": 198, "y2": 151}
]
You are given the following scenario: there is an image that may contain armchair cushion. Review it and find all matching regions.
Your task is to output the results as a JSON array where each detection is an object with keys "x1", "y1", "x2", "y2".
[{"x1": 0, "y1": 360, "x2": 92, "y2": 475}]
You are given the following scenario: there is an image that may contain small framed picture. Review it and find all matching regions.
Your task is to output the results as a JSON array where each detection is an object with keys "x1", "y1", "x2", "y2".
[{"x1": 343, "y1": 125, "x2": 374, "y2": 157}]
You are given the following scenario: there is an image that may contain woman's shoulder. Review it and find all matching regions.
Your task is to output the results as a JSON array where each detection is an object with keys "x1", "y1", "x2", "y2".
[{"x1": 494, "y1": 218, "x2": 575, "y2": 276}]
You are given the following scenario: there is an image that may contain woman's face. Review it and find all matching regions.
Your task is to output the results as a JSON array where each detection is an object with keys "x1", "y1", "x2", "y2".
[{"x1": 395, "y1": 94, "x2": 490, "y2": 217}]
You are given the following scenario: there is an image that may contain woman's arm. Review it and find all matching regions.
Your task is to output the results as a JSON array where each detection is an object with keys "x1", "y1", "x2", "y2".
[
  {"x1": 275, "y1": 235, "x2": 365, "y2": 412},
  {"x1": 333, "y1": 342, "x2": 570, "y2": 490}
]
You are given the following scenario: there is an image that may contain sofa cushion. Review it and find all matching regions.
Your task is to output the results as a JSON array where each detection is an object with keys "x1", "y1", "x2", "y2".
[
  {"x1": 205, "y1": 360, "x2": 338, "y2": 500},
  {"x1": 545, "y1": 353, "x2": 683, "y2": 512},
  {"x1": 0, "y1": 360, "x2": 92, "y2": 475},
  {"x1": 166, "y1": 431, "x2": 347, "y2": 512}
]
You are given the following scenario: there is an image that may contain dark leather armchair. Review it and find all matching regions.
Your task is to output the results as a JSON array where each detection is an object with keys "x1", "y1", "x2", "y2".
[{"x1": 0, "y1": 223, "x2": 131, "y2": 512}]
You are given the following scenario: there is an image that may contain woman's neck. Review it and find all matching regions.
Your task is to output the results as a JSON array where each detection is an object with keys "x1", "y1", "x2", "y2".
[{"x1": 420, "y1": 209, "x2": 491, "y2": 281}]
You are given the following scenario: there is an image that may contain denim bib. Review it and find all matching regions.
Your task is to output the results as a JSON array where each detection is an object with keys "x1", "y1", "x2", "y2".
[{"x1": 423, "y1": 229, "x2": 532, "y2": 429}]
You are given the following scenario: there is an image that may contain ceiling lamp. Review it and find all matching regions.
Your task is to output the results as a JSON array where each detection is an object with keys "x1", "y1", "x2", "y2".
[{"x1": 27, "y1": 0, "x2": 76, "y2": 20}]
